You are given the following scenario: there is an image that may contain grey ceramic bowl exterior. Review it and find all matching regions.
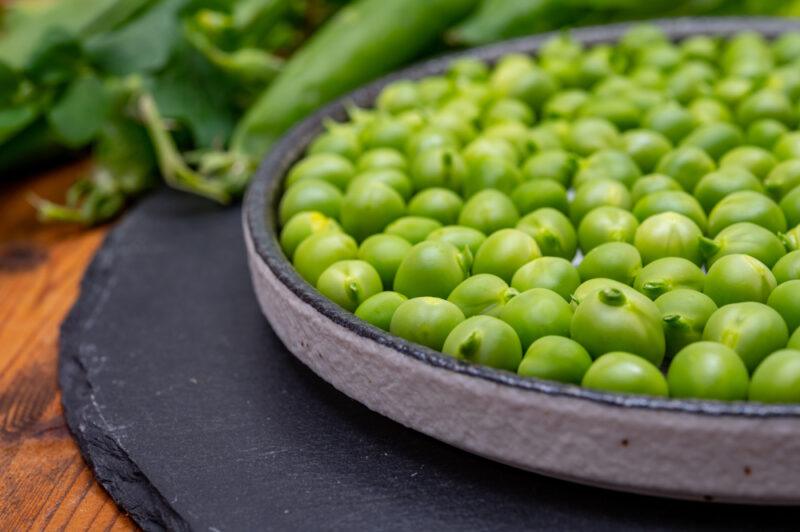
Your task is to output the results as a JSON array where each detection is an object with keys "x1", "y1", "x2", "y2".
[{"x1": 245, "y1": 18, "x2": 800, "y2": 504}]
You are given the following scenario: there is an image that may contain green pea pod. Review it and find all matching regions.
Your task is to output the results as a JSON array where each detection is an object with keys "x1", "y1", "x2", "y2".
[
  {"x1": 231, "y1": 0, "x2": 480, "y2": 158},
  {"x1": 446, "y1": 0, "x2": 570, "y2": 47}
]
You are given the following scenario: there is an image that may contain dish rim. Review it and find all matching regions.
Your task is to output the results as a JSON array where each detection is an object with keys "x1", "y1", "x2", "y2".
[{"x1": 245, "y1": 16, "x2": 800, "y2": 419}]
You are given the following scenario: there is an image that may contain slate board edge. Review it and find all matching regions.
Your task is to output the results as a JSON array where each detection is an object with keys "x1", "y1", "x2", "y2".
[{"x1": 59, "y1": 220, "x2": 189, "y2": 532}]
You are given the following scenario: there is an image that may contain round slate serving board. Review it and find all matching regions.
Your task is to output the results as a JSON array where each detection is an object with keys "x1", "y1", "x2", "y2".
[{"x1": 60, "y1": 189, "x2": 800, "y2": 531}]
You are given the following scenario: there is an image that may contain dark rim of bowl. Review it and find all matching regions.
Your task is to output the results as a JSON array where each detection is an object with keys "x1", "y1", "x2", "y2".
[{"x1": 246, "y1": 16, "x2": 800, "y2": 418}]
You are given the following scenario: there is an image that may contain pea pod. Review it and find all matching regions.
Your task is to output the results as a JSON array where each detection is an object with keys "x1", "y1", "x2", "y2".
[{"x1": 231, "y1": 0, "x2": 480, "y2": 158}]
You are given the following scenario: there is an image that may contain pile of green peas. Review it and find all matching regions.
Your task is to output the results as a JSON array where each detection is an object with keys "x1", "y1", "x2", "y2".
[{"x1": 278, "y1": 25, "x2": 800, "y2": 404}]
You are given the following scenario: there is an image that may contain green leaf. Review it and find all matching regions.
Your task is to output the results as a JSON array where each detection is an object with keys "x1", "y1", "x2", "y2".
[
  {"x1": 151, "y1": 41, "x2": 236, "y2": 148},
  {"x1": 85, "y1": 0, "x2": 188, "y2": 75},
  {"x1": 25, "y1": 28, "x2": 84, "y2": 86},
  {"x1": 47, "y1": 74, "x2": 111, "y2": 147},
  {"x1": 0, "y1": 104, "x2": 40, "y2": 143},
  {"x1": 93, "y1": 119, "x2": 156, "y2": 194},
  {"x1": 0, "y1": 61, "x2": 20, "y2": 105}
]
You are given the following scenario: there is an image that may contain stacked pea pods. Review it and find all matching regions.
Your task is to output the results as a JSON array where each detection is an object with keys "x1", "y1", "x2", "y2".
[{"x1": 277, "y1": 25, "x2": 800, "y2": 403}]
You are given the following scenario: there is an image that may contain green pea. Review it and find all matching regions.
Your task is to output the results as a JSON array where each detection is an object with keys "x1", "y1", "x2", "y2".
[
  {"x1": 390, "y1": 297, "x2": 465, "y2": 351},
  {"x1": 384, "y1": 216, "x2": 443, "y2": 244},
  {"x1": 511, "y1": 257, "x2": 580, "y2": 302},
  {"x1": 656, "y1": 289, "x2": 718, "y2": 357},
  {"x1": 447, "y1": 57, "x2": 490, "y2": 81},
  {"x1": 458, "y1": 189, "x2": 520, "y2": 235},
  {"x1": 749, "y1": 349, "x2": 800, "y2": 403},
  {"x1": 483, "y1": 122, "x2": 535, "y2": 160},
  {"x1": 426, "y1": 225, "x2": 486, "y2": 256},
  {"x1": 705, "y1": 253, "x2": 776, "y2": 306},
  {"x1": 358, "y1": 234, "x2": 412, "y2": 289},
  {"x1": 569, "y1": 179, "x2": 632, "y2": 225},
  {"x1": 681, "y1": 122, "x2": 743, "y2": 160},
  {"x1": 407, "y1": 188, "x2": 464, "y2": 225},
  {"x1": 516, "y1": 208, "x2": 577, "y2": 260},
  {"x1": 630, "y1": 174, "x2": 682, "y2": 203},
  {"x1": 316, "y1": 260, "x2": 383, "y2": 312},
  {"x1": 767, "y1": 280, "x2": 800, "y2": 332},
  {"x1": 707, "y1": 190, "x2": 786, "y2": 236},
  {"x1": 722, "y1": 32, "x2": 773, "y2": 79},
  {"x1": 356, "y1": 147, "x2": 408, "y2": 172},
  {"x1": 570, "y1": 277, "x2": 641, "y2": 308},
  {"x1": 621, "y1": 129, "x2": 672, "y2": 173},
  {"x1": 463, "y1": 136, "x2": 519, "y2": 166},
  {"x1": 774, "y1": 32, "x2": 800, "y2": 64},
  {"x1": 348, "y1": 168, "x2": 413, "y2": 200},
  {"x1": 667, "y1": 342, "x2": 749, "y2": 401},
  {"x1": 765, "y1": 160, "x2": 800, "y2": 201},
  {"x1": 293, "y1": 231, "x2": 358, "y2": 286},
  {"x1": 447, "y1": 274, "x2": 518, "y2": 317},
  {"x1": 655, "y1": 145, "x2": 716, "y2": 192},
  {"x1": 405, "y1": 127, "x2": 459, "y2": 160},
  {"x1": 278, "y1": 179, "x2": 343, "y2": 225},
  {"x1": 699, "y1": 222, "x2": 786, "y2": 269},
  {"x1": 633, "y1": 257, "x2": 705, "y2": 300},
  {"x1": 285, "y1": 153, "x2": 356, "y2": 190},
  {"x1": 521, "y1": 149, "x2": 578, "y2": 187},
  {"x1": 472, "y1": 228, "x2": 541, "y2": 283},
  {"x1": 713, "y1": 76, "x2": 755, "y2": 106},
  {"x1": 280, "y1": 211, "x2": 341, "y2": 260},
  {"x1": 463, "y1": 155, "x2": 522, "y2": 197},
  {"x1": 499, "y1": 288, "x2": 573, "y2": 350},
  {"x1": 429, "y1": 111, "x2": 477, "y2": 145},
  {"x1": 517, "y1": 336, "x2": 592, "y2": 384},
  {"x1": 308, "y1": 125, "x2": 361, "y2": 161},
  {"x1": 692, "y1": 168, "x2": 763, "y2": 213},
  {"x1": 393, "y1": 241, "x2": 469, "y2": 299},
  {"x1": 528, "y1": 124, "x2": 564, "y2": 152},
  {"x1": 772, "y1": 250, "x2": 800, "y2": 284},
  {"x1": 719, "y1": 146, "x2": 776, "y2": 181},
  {"x1": 782, "y1": 192, "x2": 800, "y2": 229},
  {"x1": 410, "y1": 147, "x2": 466, "y2": 192},
  {"x1": 482, "y1": 97, "x2": 534, "y2": 127},
  {"x1": 688, "y1": 97, "x2": 732, "y2": 125},
  {"x1": 736, "y1": 89, "x2": 796, "y2": 128},
  {"x1": 442, "y1": 315, "x2": 523, "y2": 371},
  {"x1": 746, "y1": 118, "x2": 788, "y2": 149},
  {"x1": 354, "y1": 291, "x2": 407, "y2": 331},
  {"x1": 703, "y1": 302, "x2": 788, "y2": 372},
  {"x1": 340, "y1": 181, "x2": 406, "y2": 242},
  {"x1": 418, "y1": 76, "x2": 454, "y2": 105},
  {"x1": 567, "y1": 117, "x2": 620, "y2": 157},
  {"x1": 578, "y1": 45, "x2": 618, "y2": 87},
  {"x1": 578, "y1": 206, "x2": 639, "y2": 252},
  {"x1": 643, "y1": 101, "x2": 696, "y2": 144},
  {"x1": 573, "y1": 149, "x2": 641, "y2": 190},
  {"x1": 578, "y1": 242, "x2": 642, "y2": 286},
  {"x1": 377, "y1": 80, "x2": 419, "y2": 114},
  {"x1": 490, "y1": 56, "x2": 557, "y2": 108},
  {"x1": 581, "y1": 352, "x2": 668, "y2": 397},
  {"x1": 681, "y1": 35, "x2": 718, "y2": 62},
  {"x1": 781, "y1": 224, "x2": 800, "y2": 251},
  {"x1": 666, "y1": 62, "x2": 715, "y2": 103},
  {"x1": 543, "y1": 90, "x2": 589, "y2": 120},
  {"x1": 579, "y1": 97, "x2": 640, "y2": 130},
  {"x1": 774, "y1": 132, "x2": 800, "y2": 161},
  {"x1": 510, "y1": 180, "x2": 569, "y2": 215},
  {"x1": 790, "y1": 327, "x2": 800, "y2": 349},
  {"x1": 621, "y1": 24, "x2": 668, "y2": 55},
  {"x1": 633, "y1": 191, "x2": 708, "y2": 234}
]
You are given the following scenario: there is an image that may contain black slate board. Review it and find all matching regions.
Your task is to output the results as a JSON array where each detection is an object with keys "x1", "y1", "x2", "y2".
[{"x1": 60, "y1": 190, "x2": 800, "y2": 531}]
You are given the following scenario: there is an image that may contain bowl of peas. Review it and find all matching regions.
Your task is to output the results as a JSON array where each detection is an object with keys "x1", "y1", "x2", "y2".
[{"x1": 244, "y1": 17, "x2": 800, "y2": 503}]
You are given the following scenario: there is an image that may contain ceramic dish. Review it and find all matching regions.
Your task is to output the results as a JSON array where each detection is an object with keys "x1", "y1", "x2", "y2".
[{"x1": 244, "y1": 17, "x2": 800, "y2": 504}]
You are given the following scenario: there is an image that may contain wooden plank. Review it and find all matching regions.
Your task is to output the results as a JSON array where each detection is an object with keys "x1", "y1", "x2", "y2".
[{"x1": 0, "y1": 160, "x2": 136, "y2": 530}]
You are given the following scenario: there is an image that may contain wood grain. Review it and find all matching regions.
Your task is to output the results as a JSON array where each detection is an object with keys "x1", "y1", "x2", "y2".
[{"x1": 0, "y1": 160, "x2": 136, "y2": 530}]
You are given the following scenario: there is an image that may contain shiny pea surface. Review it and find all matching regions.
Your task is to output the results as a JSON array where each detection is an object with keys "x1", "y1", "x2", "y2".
[{"x1": 279, "y1": 25, "x2": 800, "y2": 401}]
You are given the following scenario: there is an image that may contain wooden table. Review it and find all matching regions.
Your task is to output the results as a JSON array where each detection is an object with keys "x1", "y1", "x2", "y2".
[{"x1": 0, "y1": 160, "x2": 135, "y2": 530}]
